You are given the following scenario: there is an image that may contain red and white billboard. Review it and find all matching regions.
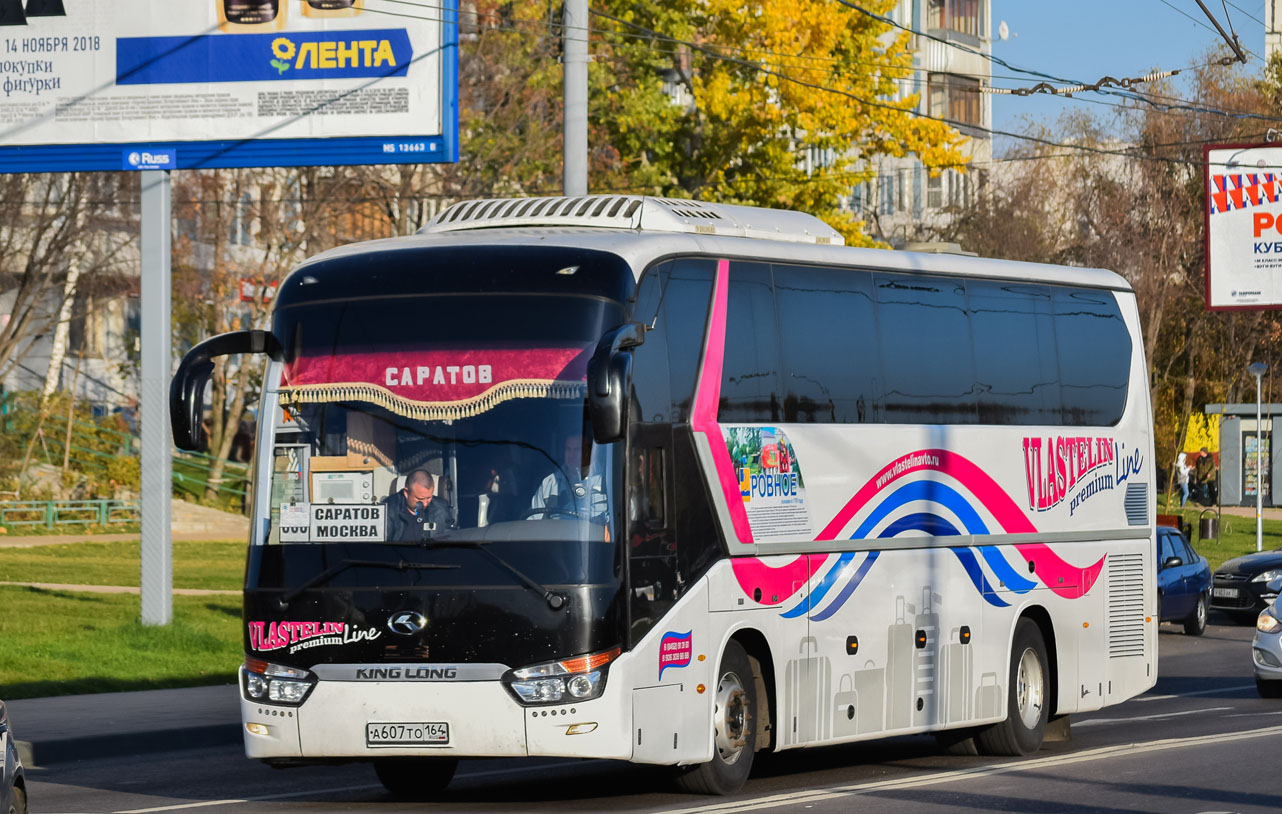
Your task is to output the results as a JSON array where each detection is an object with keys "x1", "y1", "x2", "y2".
[{"x1": 1205, "y1": 144, "x2": 1282, "y2": 310}]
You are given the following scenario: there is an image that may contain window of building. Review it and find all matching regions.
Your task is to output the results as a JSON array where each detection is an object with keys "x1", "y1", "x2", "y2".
[
  {"x1": 927, "y1": 0, "x2": 980, "y2": 36},
  {"x1": 881, "y1": 172, "x2": 896, "y2": 215},
  {"x1": 927, "y1": 173, "x2": 943, "y2": 209}
]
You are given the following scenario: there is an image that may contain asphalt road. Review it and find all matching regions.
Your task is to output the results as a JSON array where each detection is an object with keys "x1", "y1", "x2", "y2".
[{"x1": 25, "y1": 613, "x2": 1282, "y2": 814}]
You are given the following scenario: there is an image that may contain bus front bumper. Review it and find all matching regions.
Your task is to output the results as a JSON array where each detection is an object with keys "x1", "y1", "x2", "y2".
[{"x1": 241, "y1": 679, "x2": 630, "y2": 761}]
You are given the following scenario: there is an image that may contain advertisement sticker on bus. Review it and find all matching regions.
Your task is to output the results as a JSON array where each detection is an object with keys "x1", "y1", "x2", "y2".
[
  {"x1": 723, "y1": 426, "x2": 812, "y2": 542},
  {"x1": 659, "y1": 630, "x2": 692, "y2": 679}
]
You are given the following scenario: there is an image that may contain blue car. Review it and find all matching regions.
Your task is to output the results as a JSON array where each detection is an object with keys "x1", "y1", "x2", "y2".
[{"x1": 1157, "y1": 525, "x2": 1211, "y2": 636}]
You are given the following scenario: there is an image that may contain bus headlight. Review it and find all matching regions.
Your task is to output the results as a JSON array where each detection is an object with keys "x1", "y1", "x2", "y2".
[
  {"x1": 241, "y1": 658, "x2": 316, "y2": 706},
  {"x1": 504, "y1": 647, "x2": 620, "y2": 706}
]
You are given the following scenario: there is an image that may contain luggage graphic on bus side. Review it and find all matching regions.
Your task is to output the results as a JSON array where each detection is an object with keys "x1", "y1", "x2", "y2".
[
  {"x1": 975, "y1": 671, "x2": 1003, "y2": 719},
  {"x1": 913, "y1": 587, "x2": 941, "y2": 727},
  {"x1": 941, "y1": 625, "x2": 973, "y2": 724},
  {"x1": 832, "y1": 673, "x2": 859, "y2": 738},
  {"x1": 783, "y1": 636, "x2": 832, "y2": 745},
  {"x1": 886, "y1": 596, "x2": 914, "y2": 730},
  {"x1": 854, "y1": 659, "x2": 885, "y2": 734}
]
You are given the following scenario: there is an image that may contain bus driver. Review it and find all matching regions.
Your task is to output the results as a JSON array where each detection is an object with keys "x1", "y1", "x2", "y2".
[
  {"x1": 529, "y1": 432, "x2": 607, "y2": 520},
  {"x1": 383, "y1": 469, "x2": 453, "y2": 541}
]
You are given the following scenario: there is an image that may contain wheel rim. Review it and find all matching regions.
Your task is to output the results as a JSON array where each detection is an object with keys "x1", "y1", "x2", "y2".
[
  {"x1": 713, "y1": 669, "x2": 749, "y2": 765},
  {"x1": 1197, "y1": 597, "x2": 1207, "y2": 627},
  {"x1": 1015, "y1": 646, "x2": 1045, "y2": 730}
]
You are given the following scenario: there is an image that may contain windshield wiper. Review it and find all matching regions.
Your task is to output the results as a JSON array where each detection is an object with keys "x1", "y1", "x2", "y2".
[
  {"x1": 277, "y1": 558, "x2": 459, "y2": 609},
  {"x1": 422, "y1": 541, "x2": 568, "y2": 610}
]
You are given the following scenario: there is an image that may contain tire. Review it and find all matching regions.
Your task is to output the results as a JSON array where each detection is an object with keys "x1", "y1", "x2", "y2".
[
  {"x1": 8, "y1": 786, "x2": 26, "y2": 814},
  {"x1": 675, "y1": 640, "x2": 756, "y2": 795},
  {"x1": 373, "y1": 757, "x2": 458, "y2": 799},
  {"x1": 1257, "y1": 678, "x2": 1282, "y2": 699},
  {"x1": 1184, "y1": 594, "x2": 1208, "y2": 636},
  {"x1": 976, "y1": 618, "x2": 1048, "y2": 756}
]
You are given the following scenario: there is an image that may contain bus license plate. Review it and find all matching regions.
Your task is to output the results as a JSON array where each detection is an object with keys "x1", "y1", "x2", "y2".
[
  {"x1": 1213, "y1": 587, "x2": 1238, "y2": 598},
  {"x1": 366, "y1": 722, "x2": 450, "y2": 746}
]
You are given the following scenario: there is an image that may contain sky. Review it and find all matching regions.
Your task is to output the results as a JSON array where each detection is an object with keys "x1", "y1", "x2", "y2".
[{"x1": 989, "y1": 0, "x2": 1268, "y2": 149}]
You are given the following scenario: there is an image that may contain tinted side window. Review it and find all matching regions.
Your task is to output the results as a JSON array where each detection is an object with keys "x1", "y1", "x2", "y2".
[
  {"x1": 664, "y1": 260, "x2": 716, "y2": 420},
  {"x1": 968, "y1": 281, "x2": 1060, "y2": 425},
  {"x1": 875, "y1": 272, "x2": 977, "y2": 424},
  {"x1": 1054, "y1": 288, "x2": 1130, "y2": 426},
  {"x1": 719, "y1": 262, "x2": 781, "y2": 423},
  {"x1": 774, "y1": 264, "x2": 881, "y2": 423},
  {"x1": 628, "y1": 262, "x2": 670, "y2": 423},
  {"x1": 627, "y1": 259, "x2": 715, "y2": 423}
]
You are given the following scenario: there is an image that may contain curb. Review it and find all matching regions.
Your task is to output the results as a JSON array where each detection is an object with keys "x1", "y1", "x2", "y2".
[{"x1": 15, "y1": 723, "x2": 242, "y2": 767}]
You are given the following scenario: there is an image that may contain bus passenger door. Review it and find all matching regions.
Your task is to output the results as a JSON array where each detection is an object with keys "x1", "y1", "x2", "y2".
[{"x1": 627, "y1": 424, "x2": 677, "y2": 647}]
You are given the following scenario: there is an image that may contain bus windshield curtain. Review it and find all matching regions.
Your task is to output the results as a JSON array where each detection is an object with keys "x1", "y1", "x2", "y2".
[{"x1": 278, "y1": 346, "x2": 591, "y2": 422}]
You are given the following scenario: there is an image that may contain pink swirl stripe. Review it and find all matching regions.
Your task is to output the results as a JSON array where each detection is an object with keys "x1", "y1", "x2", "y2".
[
  {"x1": 814, "y1": 448, "x2": 1102, "y2": 600},
  {"x1": 691, "y1": 258, "x2": 754, "y2": 546}
]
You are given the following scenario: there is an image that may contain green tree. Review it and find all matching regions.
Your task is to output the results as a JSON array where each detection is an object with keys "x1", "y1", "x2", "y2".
[{"x1": 591, "y1": 0, "x2": 967, "y2": 245}]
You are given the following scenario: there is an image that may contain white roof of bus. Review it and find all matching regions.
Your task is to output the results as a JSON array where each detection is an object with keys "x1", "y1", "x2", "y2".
[{"x1": 299, "y1": 196, "x2": 1131, "y2": 292}]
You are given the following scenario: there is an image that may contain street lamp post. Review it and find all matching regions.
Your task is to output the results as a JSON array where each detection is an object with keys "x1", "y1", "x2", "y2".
[{"x1": 1250, "y1": 362, "x2": 1269, "y2": 553}]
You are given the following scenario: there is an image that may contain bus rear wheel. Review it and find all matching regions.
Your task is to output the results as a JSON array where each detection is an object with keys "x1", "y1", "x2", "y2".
[
  {"x1": 373, "y1": 757, "x2": 458, "y2": 799},
  {"x1": 675, "y1": 640, "x2": 756, "y2": 795},
  {"x1": 976, "y1": 618, "x2": 1048, "y2": 756}
]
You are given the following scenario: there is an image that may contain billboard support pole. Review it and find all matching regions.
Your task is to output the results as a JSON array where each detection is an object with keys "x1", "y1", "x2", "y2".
[
  {"x1": 563, "y1": 0, "x2": 587, "y2": 196},
  {"x1": 140, "y1": 168, "x2": 172, "y2": 626}
]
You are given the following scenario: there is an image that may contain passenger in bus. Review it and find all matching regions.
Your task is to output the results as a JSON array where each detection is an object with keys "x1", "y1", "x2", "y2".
[
  {"x1": 529, "y1": 432, "x2": 607, "y2": 520},
  {"x1": 382, "y1": 469, "x2": 454, "y2": 541}
]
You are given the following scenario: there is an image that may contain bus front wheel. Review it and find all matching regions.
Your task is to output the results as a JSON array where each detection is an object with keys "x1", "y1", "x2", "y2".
[
  {"x1": 977, "y1": 618, "x2": 1048, "y2": 756},
  {"x1": 373, "y1": 757, "x2": 459, "y2": 799},
  {"x1": 675, "y1": 639, "x2": 756, "y2": 795}
]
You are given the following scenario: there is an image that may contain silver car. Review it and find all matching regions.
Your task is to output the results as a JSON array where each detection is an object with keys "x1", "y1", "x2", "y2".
[
  {"x1": 0, "y1": 701, "x2": 26, "y2": 814},
  {"x1": 1253, "y1": 577, "x2": 1282, "y2": 698}
]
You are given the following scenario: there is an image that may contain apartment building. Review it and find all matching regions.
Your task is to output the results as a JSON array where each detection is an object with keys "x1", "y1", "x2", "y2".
[{"x1": 847, "y1": 0, "x2": 993, "y2": 244}]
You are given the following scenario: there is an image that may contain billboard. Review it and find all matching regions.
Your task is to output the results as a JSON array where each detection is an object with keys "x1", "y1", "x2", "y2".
[
  {"x1": 0, "y1": 0, "x2": 457, "y2": 171},
  {"x1": 1205, "y1": 144, "x2": 1282, "y2": 310}
]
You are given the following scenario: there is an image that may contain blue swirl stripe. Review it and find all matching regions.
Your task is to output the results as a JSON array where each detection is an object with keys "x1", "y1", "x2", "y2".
[
  {"x1": 849, "y1": 480, "x2": 990, "y2": 539},
  {"x1": 979, "y1": 546, "x2": 1037, "y2": 593},
  {"x1": 950, "y1": 547, "x2": 1010, "y2": 607},
  {"x1": 810, "y1": 551, "x2": 881, "y2": 621},
  {"x1": 781, "y1": 552, "x2": 856, "y2": 618},
  {"x1": 880, "y1": 512, "x2": 961, "y2": 538}
]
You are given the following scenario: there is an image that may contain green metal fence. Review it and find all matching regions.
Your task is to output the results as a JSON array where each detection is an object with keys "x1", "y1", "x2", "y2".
[{"x1": 0, "y1": 499, "x2": 139, "y2": 528}]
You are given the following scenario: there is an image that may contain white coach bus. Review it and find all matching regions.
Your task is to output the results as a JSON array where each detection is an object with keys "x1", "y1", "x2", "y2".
[{"x1": 170, "y1": 196, "x2": 1155, "y2": 796}]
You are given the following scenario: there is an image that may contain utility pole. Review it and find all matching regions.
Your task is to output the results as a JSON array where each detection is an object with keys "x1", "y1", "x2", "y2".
[{"x1": 563, "y1": 0, "x2": 588, "y2": 196}]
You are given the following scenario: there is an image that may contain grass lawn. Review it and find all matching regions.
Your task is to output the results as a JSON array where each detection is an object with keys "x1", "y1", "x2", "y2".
[
  {"x1": 0, "y1": 540, "x2": 244, "y2": 590},
  {"x1": 0, "y1": 586, "x2": 242, "y2": 699}
]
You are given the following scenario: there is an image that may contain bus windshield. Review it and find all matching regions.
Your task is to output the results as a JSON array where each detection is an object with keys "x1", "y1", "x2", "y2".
[{"x1": 263, "y1": 294, "x2": 624, "y2": 548}]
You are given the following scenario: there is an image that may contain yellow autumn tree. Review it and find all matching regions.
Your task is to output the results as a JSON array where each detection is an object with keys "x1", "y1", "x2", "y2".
[{"x1": 592, "y1": 0, "x2": 967, "y2": 245}]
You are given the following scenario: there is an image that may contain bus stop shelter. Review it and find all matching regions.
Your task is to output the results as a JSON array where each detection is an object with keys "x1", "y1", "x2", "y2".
[{"x1": 1205, "y1": 403, "x2": 1282, "y2": 508}]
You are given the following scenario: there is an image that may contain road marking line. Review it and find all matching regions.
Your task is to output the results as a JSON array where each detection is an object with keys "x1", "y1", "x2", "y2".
[
  {"x1": 1074, "y1": 706, "x2": 1233, "y2": 728},
  {"x1": 1136, "y1": 683, "x2": 1255, "y2": 701},
  {"x1": 114, "y1": 785, "x2": 383, "y2": 813},
  {"x1": 656, "y1": 724, "x2": 1282, "y2": 814},
  {"x1": 111, "y1": 760, "x2": 608, "y2": 813}
]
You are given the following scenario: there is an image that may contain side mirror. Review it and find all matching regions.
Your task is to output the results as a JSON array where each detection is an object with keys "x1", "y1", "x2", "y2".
[
  {"x1": 1269, "y1": 576, "x2": 1282, "y2": 594},
  {"x1": 1162, "y1": 556, "x2": 1183, "y2": 570},
  {"x1": 587, "y1": 322, "x2": 645, "y2": 444},
  {"x1": 170, "y1": 330, "x2": 283, "y2": 451}
]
